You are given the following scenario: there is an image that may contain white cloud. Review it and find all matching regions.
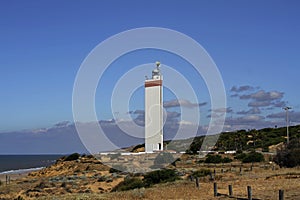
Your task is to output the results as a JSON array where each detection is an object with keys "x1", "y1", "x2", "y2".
[{"x1": 163, "y1": 99, "x2": 207, "y2": 108}]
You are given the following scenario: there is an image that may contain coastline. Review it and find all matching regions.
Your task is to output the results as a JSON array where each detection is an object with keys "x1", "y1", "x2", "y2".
[{"x1": 0, "y1": 167, "x2": 44, "y2": 182}]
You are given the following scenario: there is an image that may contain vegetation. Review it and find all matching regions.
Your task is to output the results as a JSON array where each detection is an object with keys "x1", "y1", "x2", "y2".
[
  {"x1": 204, "y1": 155, "x2": 232, "y2": 164},
  {"x1": 274, "y1": 138, "x2": 300, "y2": 167},
  {"x1": 131, "y1": 144, "x2": 145, "y2": 152},
  {"x1": 15, "y1": 196, "x2": 25, "y2": 200},
  {"x1": 143, "y1": 169, "x2": 179, "y2": 187},
  {"x1": 186, "y1": 137, "x2": 204, "y2": 154},
  {"x1": 191, "y1": 169, "x2": 211, "y2": 177},
  {"x1": 63, "y1": 153, "x2": 80, "y2": 161},
  {"x1": 111, "y1": 177, "x2": 144, "y2": 192},
  {"x1": 111, "y1": 169, "x2": 179, "y2": 192},
  {"x1": 184, "y1": 125, "x2": 300, "y2": 154},
  {"x1": 235, "y1": 151, "x2": 265, "y2": 163}
]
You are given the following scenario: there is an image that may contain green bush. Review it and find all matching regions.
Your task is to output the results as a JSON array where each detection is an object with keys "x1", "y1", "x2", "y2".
[
  {"x1": 63, "y1": 153, "x2": 80, "y2": 161},
  {"x1": 191, "y1": 169, "x2": 211, "y2": 177},
  {"x1": 262, "y1": 146, "x2": 269, "y2": 152},
  {"x1": 274, "y1": 139, "x2": 300, "y2": 167},
  {"x1": 205, "y1": 155, "x2": 223, "y2": 163},
  {"x1": 222, "y1": 157, "x2": 233, "y2": 163},
  {"x1": 143, "y1": 169, "x2": 179, "y2": 187},
  {"x1": 242, "y1": 152, "x2": 265, "y2": 163},
  {"x1": 204, "y1": 155, "x2": 232, "y2": 164},
  {"x1": 154, "y1": 152, "x2": 174, "y2": 165},
  {"x1": 235, "y1": 153, "x2": 247, "y2": 160},
  {"x1": 111, "y1": 177, "x2": 144, "y2": 192}
]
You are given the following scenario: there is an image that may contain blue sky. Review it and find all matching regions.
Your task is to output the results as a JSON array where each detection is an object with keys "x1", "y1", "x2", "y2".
[{"x1": 1, "y1": 0, "x2": 300, "y2": 135}]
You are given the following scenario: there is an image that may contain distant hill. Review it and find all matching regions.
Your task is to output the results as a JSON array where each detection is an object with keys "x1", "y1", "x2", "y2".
[{"x1": 162, "y1": 125, "x2": 300, "y2": 154}]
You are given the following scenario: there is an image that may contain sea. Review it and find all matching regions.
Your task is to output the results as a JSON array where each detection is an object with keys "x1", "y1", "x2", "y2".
[{"x1": 0, "y1": 155, "x2": 63, "y2": 175}]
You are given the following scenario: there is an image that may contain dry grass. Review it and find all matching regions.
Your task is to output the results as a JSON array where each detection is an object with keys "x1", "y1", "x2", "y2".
[{"x1": 1, "y1": 156, "x2": 300, "y2": 200}]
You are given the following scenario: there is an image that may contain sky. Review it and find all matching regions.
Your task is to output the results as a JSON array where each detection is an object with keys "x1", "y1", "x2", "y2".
[{"x1": 0, "y1": 1, "x2": 300, "y2": 153}]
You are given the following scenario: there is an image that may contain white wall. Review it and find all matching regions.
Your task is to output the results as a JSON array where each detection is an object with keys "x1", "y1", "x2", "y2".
[{"x1": 145, "y1": 81, "x2": 163, "y2": 152}]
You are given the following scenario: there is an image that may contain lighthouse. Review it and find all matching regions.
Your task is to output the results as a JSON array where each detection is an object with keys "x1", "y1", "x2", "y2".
[{"x1": 144, "y1": 62, "x2": 163, "y2": 153}]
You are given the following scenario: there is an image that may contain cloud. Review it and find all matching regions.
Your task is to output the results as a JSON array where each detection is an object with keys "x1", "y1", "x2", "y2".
[
  {"x1": 231, "y1": 85, "x2": 254, "y2": 93},
  {"x1": 166, "y1": 111, "x2": 181, "y2": 118},
  {"x1": 211, "y1": 107, "x2": 233, "y2": 113},
  {"x1": 129, "y1": 109, "x2": 181, "y2": 126},
  {"x1": 133, "y1": 110, "x2": 145, "y2": 115},
  {"x1": 230, "y1": 94, "x2": 239, "y2": 98},
  {"x1": 237, "y1": 108, "x2": 261, "y2": 115},
  {"x1": 207, "y1": 107, "x2": 233, "y2": 119},
  {"x1": 227, "y1": 115, "x2": 265, "y2": 124},
  {"x1": 248, "y1": 100, "x2": 272, "y2": 107},
  {"x1": 163, "y1": 99, "x2": 207, "y2": 108},
  {"x1": 272, "y1": 101, "x2": 287, "y2": 108},
  {"x1": 267, "y1": 111, "x2": 300, "y2": 122},
  {"x1": 0, "y1": 123, "x2": 88, "y2": 154},
  {"x1": 54, "y1": 121, "x2": 71, "y2": 127},
  {"x1": 266, "y1": 112, "x2": 285, "y2": 119},
  {"x1": 240, "y1": 90, "x2": 284, "y2": 101},
  {"x1": 223, "y1": 115, "x2": 274, "y2": 130},
  {"x1": 235, "y1": 89, "x2": 285, "y2": 109}
]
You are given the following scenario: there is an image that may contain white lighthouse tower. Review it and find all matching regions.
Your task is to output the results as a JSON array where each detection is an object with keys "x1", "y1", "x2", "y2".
[{"x1": 144, "y1": 61, "x2": 163, "y2": 153}]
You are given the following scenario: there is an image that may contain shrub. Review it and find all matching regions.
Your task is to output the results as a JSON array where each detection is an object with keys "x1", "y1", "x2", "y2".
[
  {"x1": 205, "y1": 155, "x2": 223, "y2": 163},
  {"x1": 242, "y1": 152, "x2": 265, "y2": 163},
  {"x1": 131, "y1": 144, "x2": 145, "y2": 152},
  {"x1": 15, "y1": 196, "x2": 25, "y2": 200},
  {"x1": 191, "y1": 169, "x2": 211, "y2": 177},
  {"x1": 204, "y1": 155, "x2": 233, "y2": 164},
  {"x1": 143, "y1": 169, "x2": 179, "y2": 187},
  {"x1": 222, "y1": 157, "x2": 233, "y2": 163},
  {"x1": 262, "y1": 146, "x2": 269, "y2": 152},
  {"x1": 235, "y1": 153, "x2": 247, "y2": 160},
  {"x1": 154, "y1": 152, "x2": 174, "y2": 165},
  {"x1": 274, "y1": 139, "x2": 300, "y2": 167},
  {"x1": 236, "y1": 150, "x2": 243, "y2": 154},
  {"x1": 63, "y1": 153, "x2": 80, "y2": 161},
  {"x1": 111, "y1": 177, "x2": 144, "y2": 192}
]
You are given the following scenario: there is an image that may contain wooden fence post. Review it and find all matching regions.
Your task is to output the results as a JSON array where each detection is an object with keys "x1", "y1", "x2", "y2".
[
  {"x1": 247, "y1": 186, "x2": 252, "y2": 200},
  {"x1": 228, "y1": 185, "x2": 233, "y2": 197},
  {"x1": 279, "y1": 189, "x2": 284, "y2": 200},
  {"x1": 213, "y1": 182, "x2": 218, "y2": 197},
  {"x1": 195, "y1": 177, "x2": 199, "y2": 189}
]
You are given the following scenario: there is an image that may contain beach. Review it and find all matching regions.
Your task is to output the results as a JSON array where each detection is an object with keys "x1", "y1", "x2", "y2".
[
  {"x1": 0, "y1": 167, "x2": 44, "y2": 182},
  {"x1": 0, "y1": 172, "x2": 28, "y2": 182}
]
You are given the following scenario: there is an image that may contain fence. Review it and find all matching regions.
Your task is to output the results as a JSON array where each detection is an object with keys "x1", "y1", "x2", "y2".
[{"x1": 190, "y1": 179, "x2": 286, "y2": 200}]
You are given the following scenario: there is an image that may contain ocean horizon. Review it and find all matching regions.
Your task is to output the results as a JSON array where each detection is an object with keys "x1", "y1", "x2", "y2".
[{"x1": 0, "y1": 154, "x2": 63, "y2": 174}]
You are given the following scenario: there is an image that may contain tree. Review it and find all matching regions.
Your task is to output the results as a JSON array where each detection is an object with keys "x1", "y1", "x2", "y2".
[
  {"x1": 241, "y1": 152, "x2": 265, "y2": 163},
  {"x1": 274, "y1": 138, "x2": 300, "y2": 168}
]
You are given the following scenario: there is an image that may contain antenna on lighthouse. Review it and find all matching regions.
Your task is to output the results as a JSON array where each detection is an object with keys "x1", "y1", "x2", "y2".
[{"x1": 156, "y1": 61, "x2": 161, "y2": 70}]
